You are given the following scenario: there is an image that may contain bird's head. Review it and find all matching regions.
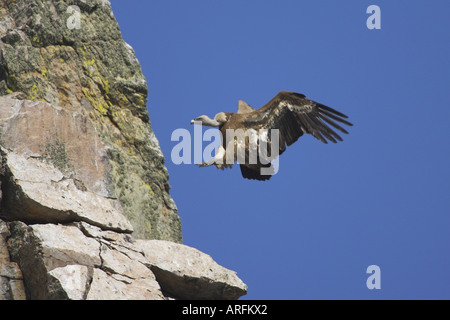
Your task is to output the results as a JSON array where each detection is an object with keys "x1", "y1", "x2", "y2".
[
  {"x1": 190, "y1": 113, "x2": 228, "y2": 127},
  {"x1": 190, "y1": 115, "x2": 219, "y2": 127}
]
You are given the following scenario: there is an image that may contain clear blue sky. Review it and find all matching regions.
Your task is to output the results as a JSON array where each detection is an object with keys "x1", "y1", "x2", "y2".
[{"x1": 110, "y1": 0, "x2": 450, "y2": 299}]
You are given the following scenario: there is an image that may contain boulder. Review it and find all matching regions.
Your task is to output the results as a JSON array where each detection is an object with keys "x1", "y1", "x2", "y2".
[
  {"x1": 0, "y1": 220, "x2": 26, "y2": 300},
  {"x1": 138, "y1": 240, "x2": 248, "y2": 300},
  {"x1": 4, "y1": 220, "x2": 247, "y2": 300},
  {"x1": 1, "y1": 146, "x2": 132, "y2": 232}
]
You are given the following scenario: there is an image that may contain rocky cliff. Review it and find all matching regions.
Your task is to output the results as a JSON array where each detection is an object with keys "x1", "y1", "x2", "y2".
[
  {"x1": 0, "y1": 0, "x2": 179, "y2": 241},
  {"x1": 0, "y1": 0, "x2": 247, "y2": 300}
]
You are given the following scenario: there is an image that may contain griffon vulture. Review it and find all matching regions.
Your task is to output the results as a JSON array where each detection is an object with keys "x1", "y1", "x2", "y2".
[{"x1": 190, "y1": 91, "x2": 352, "y2": 181}]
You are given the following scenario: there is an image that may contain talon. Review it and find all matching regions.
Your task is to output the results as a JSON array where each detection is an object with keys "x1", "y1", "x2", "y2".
[{"x1": 197, "y1": 162, "x2": 212, "y2": 167}]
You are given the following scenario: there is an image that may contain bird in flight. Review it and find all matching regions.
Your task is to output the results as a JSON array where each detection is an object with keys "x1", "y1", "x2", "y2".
[{"x1": 191, "y1": 91, "x2": 352, "y2": 181}]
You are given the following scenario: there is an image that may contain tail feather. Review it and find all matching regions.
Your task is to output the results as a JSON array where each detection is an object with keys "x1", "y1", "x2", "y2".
[{"x1": 240, "y1": 164, "x2": 273, "y2": 181}]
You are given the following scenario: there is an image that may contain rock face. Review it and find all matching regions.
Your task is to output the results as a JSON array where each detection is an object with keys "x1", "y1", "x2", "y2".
[
  {"x1": 0, "y1": 0, "x2": 247, "y2": 300},
  {"x1": 0, "y1": 0, "x2": 181, "y2": 241},
  {"x1": 0, "y1": 99, "x2": 133, "y2": 232},
  {"x1": 2, "y1": 219, "x2": 247, "y2": 300}
]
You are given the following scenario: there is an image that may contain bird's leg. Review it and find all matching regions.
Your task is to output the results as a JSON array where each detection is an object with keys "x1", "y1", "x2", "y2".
[
  {"x1": 196, "y1": 145, "x2": 226, "y2": 168},
  {"x1": 197, "y1": 159, "x2": 215, "y2": 167}
]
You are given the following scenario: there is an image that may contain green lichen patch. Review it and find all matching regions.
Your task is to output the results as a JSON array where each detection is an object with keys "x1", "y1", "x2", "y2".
[{"x1": 43, "y1": 136, "x2": 73, "y2": 174}]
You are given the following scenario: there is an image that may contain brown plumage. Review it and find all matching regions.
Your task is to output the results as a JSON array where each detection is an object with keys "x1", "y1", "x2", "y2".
[{"x1": 191, "y1": 91, "x2": 353, "y2": 181}]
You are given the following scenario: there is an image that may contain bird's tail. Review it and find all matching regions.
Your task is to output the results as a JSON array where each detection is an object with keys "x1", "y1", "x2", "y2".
[{"x1": 239, "y1": 164, "x2": 273, "y2": 181}]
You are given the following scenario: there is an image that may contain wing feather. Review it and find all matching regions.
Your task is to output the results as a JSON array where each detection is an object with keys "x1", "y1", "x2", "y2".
[
  {"x1": 297, "y1": 113, "x2": 328, "y2": 144},
  {"x1": 318, "y1": 108, "x2": 353, "y2": 127},
  {"x1": 319, "y1": 112, "x2": 349, "y2": 135},
  {"x1": 310, "y1": 116, "x2": 341, "y2": 143},
  {"x1": 242, "y1": 91, "x2": 353, "y2": 153},
  {"x1": 317, "y1": 103, "x2": 349, "y2": 119},
  {"x1": 237, "y1": 100, "x2": 257, "y2": 114}
]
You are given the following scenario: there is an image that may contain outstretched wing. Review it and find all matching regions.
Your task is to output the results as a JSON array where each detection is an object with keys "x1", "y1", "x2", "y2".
[{"x1": 242, "y1": 91, "x2": 353, "y2": 155}]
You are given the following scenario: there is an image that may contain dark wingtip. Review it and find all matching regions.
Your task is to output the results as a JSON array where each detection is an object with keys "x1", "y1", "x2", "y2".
[{"x1": 318, "y1": 103, "x2": 349, "y2": 119}]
